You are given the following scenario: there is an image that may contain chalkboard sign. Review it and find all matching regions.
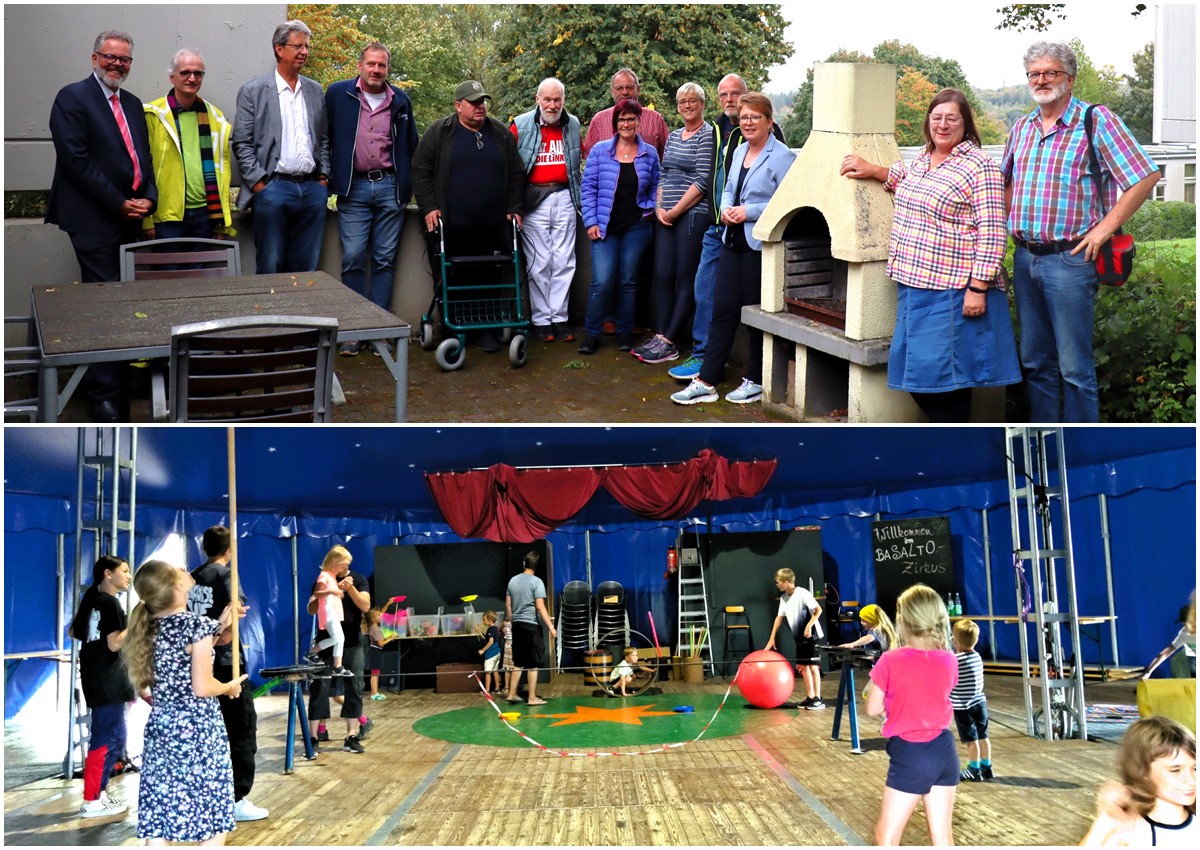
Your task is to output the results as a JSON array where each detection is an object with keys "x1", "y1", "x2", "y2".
[{"x1": 872, "y1": 517, "x2": 953, "y2": 621}]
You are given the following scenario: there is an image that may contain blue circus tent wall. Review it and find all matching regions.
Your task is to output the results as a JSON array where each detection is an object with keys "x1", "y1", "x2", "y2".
[{"x1": 3, "y1": 426, "x2": 1195, "y2": 721}]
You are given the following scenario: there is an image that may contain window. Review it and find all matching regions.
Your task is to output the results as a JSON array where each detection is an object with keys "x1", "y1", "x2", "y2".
[{"x1": 1185, "y1": 163, "x2": 1196, "y2": 204}]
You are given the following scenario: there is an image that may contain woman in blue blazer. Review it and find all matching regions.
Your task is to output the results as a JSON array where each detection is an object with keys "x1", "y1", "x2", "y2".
[
  {"x1": 672, "y1": 92, "x2": 795, "y2": 405},
  {"x1": 578, "y1": 100, "x2": 661, "y2": 354}
]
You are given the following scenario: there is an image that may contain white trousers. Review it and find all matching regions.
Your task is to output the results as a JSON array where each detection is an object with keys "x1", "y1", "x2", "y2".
[{"x1": 522, "y1": 189, "x2": 578, "y2": 326}]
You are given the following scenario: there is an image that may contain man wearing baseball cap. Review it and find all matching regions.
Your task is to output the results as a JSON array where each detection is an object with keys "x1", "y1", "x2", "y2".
[{"x1": 412, "y1": 80, "x2": 525, "y2": 353}]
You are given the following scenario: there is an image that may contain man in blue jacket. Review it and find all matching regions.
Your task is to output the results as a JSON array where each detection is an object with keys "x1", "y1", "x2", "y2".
[{"x1": 326, "y1": 42, "x2": 419, "y2": 356}]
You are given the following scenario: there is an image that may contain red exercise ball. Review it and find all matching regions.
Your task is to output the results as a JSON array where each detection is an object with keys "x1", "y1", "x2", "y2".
[{"x1": 735, "y1": 650, "x2": 796, "y2": 708}]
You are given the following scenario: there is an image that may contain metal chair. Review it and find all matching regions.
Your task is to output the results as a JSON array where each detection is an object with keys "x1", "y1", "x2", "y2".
[
  {"x1": 721, "y1": 605, "x2": 754, "y2": 675},
  {"x1": 168, "y1": 315, "x2": 338, "y2": 422},
  {"x1": 4, "y1": 314, "x2": 41, "y2": 421},
  {"x1": 119, "y1": 237, "x2": 241, "y2": 280},
  {"x1": 594, "y1": 580, "x2": 629, "y2": 647}
]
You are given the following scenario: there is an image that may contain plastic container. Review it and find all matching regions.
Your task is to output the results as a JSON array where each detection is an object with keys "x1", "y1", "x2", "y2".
[
  {"x1": 409, "y1": 614, "x2": 440, "y2": 637},
  {"x1": 441, "y1": 614, "x2": 468, "y2": 636},
  {"x1": 466, "y1": 612, "x2": 485, "y2": 634}
]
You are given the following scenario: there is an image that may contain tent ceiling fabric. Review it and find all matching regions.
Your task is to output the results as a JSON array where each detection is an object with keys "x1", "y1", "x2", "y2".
[{"x1": 3, "y1": 426, "x2": 1195, "y2": 521}]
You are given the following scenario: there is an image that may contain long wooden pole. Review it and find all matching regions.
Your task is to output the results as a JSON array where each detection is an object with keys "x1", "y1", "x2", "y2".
[{"x1": 227, "y1": 427, "x2": 240, "y2": 680}]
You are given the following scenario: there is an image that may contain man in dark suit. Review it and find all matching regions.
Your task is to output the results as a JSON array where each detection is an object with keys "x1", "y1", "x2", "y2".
[
  {"x1": 232, "y1": 20, "x2": 330, "y2": 274},
  {"x1": 46, "y1": 30, "x2": 157, "y2": 422}
]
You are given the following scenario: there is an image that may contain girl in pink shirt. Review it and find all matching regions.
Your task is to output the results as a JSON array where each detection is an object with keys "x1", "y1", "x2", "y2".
[
  {"x1": 306, "y1": 547, "x2": 354, "y2": 678},
  {"x1": 865, "y1": 583, "x2": 959, "y2": 845}
]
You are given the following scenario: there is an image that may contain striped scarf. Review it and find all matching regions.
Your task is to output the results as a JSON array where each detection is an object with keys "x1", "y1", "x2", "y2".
[{"x1": 167, "y1": 91, "x2": 222, "y2": 222}]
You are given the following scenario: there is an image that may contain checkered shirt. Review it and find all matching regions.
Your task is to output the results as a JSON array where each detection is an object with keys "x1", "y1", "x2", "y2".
[
  {"x1": 1001, "y1": 96, "x2": 1158, "y2": 244},
  {"x1": 882, "y1": 141, "x2": 1007, "y2": 291}
]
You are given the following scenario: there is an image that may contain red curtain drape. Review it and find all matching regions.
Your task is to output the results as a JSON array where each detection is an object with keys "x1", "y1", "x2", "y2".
[
  {"x1": 425, "y1": 465, "x2": 603, "y2": 543},
  {"x1": 426, "y1": 450, "x2": 777, "y2": 542}
]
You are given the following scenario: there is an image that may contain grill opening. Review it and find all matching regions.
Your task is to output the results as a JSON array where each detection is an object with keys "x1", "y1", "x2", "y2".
[{"x1": 782, "y1": 209, "x2": 847, "y2": 330}]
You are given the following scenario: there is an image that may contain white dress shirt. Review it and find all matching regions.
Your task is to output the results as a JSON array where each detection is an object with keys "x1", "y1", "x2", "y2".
[{"x1": 274, "y1": 70, "x2": 316, "y2": 175}]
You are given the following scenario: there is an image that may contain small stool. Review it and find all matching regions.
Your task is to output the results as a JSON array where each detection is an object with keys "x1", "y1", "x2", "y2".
[{"x1": 722, "y1": 606, "x2": 754, "y2": 676}]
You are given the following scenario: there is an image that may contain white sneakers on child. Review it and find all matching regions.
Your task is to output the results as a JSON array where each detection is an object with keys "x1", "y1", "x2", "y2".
[
  {"x1": 233, "y1": 797, "x2": 269, "y2": 822},
  {"x1": 80, "y1": 790, "x2": 127, "y2": 818}
]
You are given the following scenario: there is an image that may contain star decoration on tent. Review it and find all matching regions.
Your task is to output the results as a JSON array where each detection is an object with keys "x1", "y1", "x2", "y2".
[{"x1": 526, "y1": 703, "x2": 680, "y2": 727}]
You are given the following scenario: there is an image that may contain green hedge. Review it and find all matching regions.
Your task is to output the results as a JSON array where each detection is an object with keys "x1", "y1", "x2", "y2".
[{"x1": 1124, "y1": 201, "x2": 1196, "y2": 243}]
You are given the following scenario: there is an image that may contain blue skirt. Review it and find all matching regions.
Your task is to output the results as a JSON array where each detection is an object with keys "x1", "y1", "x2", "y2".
[{"x1": 888, "y1": 284, "x2": 1022, "y2": 393}]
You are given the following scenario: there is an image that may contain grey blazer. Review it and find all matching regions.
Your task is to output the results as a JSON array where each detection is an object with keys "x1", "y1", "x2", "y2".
[{"x1": 231, "y1": 70, "x2": 330, "y2": 209}]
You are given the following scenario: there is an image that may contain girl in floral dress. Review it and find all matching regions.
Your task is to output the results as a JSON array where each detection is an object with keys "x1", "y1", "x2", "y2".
[{"x1": 122, "y1": 560, "x2": 246, "y2": 845}]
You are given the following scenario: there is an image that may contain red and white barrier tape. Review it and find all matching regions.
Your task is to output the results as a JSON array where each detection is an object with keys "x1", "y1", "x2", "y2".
[{"x1": 470, "y1": 671, "x2": 741, "y2": 757}]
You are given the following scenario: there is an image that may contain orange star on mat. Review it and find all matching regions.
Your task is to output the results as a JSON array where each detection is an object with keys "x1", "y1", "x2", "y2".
[{"x1": 527, "y1": 703, "x2": 681, "y2": 727}]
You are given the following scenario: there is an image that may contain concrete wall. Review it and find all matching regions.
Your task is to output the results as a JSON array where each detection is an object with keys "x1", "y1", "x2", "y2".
[
  {"x1": 4, "y1": 4, "x2": 288, "y2": 190},
  {"x1": 1154, "y1": 4, "x2": 1197, "y2": 144}
]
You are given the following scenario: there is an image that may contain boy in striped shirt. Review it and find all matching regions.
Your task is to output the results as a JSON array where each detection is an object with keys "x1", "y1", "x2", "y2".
[{"x1": 951, "y1": 619, "x2": 993, "y2": 781}]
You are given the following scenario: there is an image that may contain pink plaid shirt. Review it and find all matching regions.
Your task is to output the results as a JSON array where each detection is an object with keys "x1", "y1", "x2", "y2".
[{"x1": 883, "y1": 141, "x2": 1007, "y2": 291}]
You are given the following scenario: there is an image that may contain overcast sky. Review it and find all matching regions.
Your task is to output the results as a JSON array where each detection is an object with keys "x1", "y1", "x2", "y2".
[{"x1": 765, "y1": 1, "x2": 1158, "y2": 93}]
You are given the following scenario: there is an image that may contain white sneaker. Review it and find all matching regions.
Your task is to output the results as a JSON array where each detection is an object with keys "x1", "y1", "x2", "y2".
[
  {"x1": 233, "y1": 797, "x2": 269, "y2": 822},
  {"x1": 100, "y1": 789, "x2": 125, "y2": 807},
  {"x1": 725, "y1": 378, "x2": 763, "y2": 404},
  {"x1": 80, "y1": 795, "x2": 127, "y2": 818},
  {"x1": 671, "y1": 377, "x2": 719, "y2": 405}
]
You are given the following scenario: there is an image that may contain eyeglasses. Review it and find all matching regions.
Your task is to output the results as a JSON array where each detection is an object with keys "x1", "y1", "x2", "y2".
[
  {"x1": 97, "y1": 52, "x2": 133, "y2": 66},
  {"x1": 176, "y1": 69, "x2": 205, "y2": 79},
  {"x1": 929, "y1": 115, "x2": 962, "y2": 126},
  {"x1": 677, "y1": 99, "x2": 702, "y2": 108},
  {"x1": 473, "y1": 130, "x2": 484, "y2": 150},
  {"x1": 1026, "y1": 70, "x2": 1066, "y2": 82},
  {"x1": 282, "y1": 42, "x2": 310, "y2": 51},
  {"x1": 739, "y1": 114, "x2": 766, "y2": 124},
  {"x1": 616, "y1": 117, "x2": 639, "y2": 125}
]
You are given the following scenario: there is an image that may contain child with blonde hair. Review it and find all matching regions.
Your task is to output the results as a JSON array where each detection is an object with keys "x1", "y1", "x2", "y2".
[
  {"x1": 864, "y1": 583, "x2": 958, "y2": 845},
  {"x1": 951, "y1": 619, "x2": 993, "y2": 782},
  {"x1": 1082, "y1": 716, "x2": 1195, "y2": 845},
  {"x1": 843, "y1": 603, "x2": 898, "y2": 652},
  {"x1": 477, "y1": 611, "x2": 502, "y2": 693},
  {"x1": 306, "y1": 546, "x2": 355, "y2": 677},
  {"x1": 122, "y1": 560, "x2": 246, "y2": 845}
]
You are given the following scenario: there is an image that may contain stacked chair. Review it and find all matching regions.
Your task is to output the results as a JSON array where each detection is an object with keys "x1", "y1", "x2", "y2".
[
  {"x1": 555, "y1": 580, "x2": 592, "y2": 671},
  {"x1": 594, "y1": 580, "x2": 630, "y2": 651}
]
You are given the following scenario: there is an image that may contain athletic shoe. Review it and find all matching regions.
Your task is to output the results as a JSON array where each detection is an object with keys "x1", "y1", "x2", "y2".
[
  {"x1": 552, "y1": 322, "x2": 575, "y2": 342},
  {"x1": 577, "y1": 335, "x2": 599, "y2": 355},
  {"x1": 640, "y1": 339, "x2": 678, "y2": 364},
  {"x1": 338, "y1": 341, "x2": 361, "y2": 357},
  {"x1": 370, "y1": 693, "x2": 386, "y2": 701},
  {"x1": 332, "y1": 666, "x2": 355, "y2": 677},
  {"x1": 359, "y1": 717, "x2": 374, "y2": 741},
  {"x1": 671, "y1": 378, "x2": 718, "y2": 405},
  {"x1": 309, "y1": 736, "x2": 321, "y2": 754},
  {"x1": 343, "y1": 734, "x2": 365, "y2": 754},
  {"x1": 370, "y1": 340, "x2": 394, "y2": 357},
  {"x1": 233, "y1": 798, "x2": 270, "y2": 821},
  {"x1": 959, "y1": 766, "x2": 982, "y2": 782},
  {"x1": 668, "y1": 356, "x2": 702, "y2": 381},
  {"x1": 631, "y1": 336, "x2": 662, "y2": 359},
  {"x1": 100, "y1": 790, "x2": 125, "y2": 807},
  {"x1": 534, "y1": 325, "x2": 555, "y2": 343},
  {"x1": 804, "y1": 698, "x2": 826, "y2": 710},
  {"x1": 725, "y1": 378, "x2": 763, "y2": 404},
  {"x1": 80, "y1": 795, "x2": 127, "y2": 818},
  {"x1": 317, "y1": 727, "x2": 330, "y2": 742},
  {"x1": 797, "y1": 696, "x2": 814, "y2": 708},
  {"x1": 980, "y1": 764, "x2": 995, "y2": 781}
]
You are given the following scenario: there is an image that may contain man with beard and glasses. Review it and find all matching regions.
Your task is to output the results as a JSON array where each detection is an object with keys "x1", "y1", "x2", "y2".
[
  {"x1": 510, "y1": 77, "x2": 582, "y2": 343},
  {"x1": 1001, "y1": 41, "x2": 1158, "y2": 423},
  {"x1": 46, "y1": 30, "x2": 157, "y2": 422}
]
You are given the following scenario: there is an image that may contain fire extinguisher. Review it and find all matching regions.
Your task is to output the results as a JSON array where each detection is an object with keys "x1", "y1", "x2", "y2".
[{"x1": 665, "y1": 546, "x2": 678, "y2": 579}]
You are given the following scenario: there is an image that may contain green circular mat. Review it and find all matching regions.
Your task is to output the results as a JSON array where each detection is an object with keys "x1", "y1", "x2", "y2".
[{"x1": 412, "y1": 692, "x2": 798, "y2": 749}]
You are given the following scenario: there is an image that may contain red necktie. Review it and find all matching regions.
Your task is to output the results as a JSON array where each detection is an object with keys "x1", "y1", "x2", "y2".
[{"x1": 109, "y1": 93, "x2": 142, "y2": 191}]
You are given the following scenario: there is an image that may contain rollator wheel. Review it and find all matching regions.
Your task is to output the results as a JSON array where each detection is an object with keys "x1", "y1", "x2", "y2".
[
  {"x1": 419, "y1": 320, "x2": 437, "y2": 351},
  {"x1": 509, "y1": 334, "x2": 527, "y2": 368},
  {"x1": 499, "y1": 328, "x2": 514, "y2": 344},
  {"x1": 435, "y1": 337, "x2": 466, "y2": 371}
]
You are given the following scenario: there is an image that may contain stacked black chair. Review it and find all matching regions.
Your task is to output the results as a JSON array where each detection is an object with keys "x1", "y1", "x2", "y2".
[
  {"x1": 594, "y1": 580, "x2": 629, "y2": 650},
  {"x1": 557, "y1": 581, "x2": 592, "y2": 650}
]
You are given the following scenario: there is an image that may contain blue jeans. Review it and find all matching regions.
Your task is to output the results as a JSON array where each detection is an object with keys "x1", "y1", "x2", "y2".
[
  {"x1": 585, "y1": 219, "x2": 653, "y2": 337},
  {"x1": 1013, "y1": 246, "x2": 1100, "y2": 422},
  {"x1": 336, "y1": 174, "x2": 404, "y2": 310},
  {"x1": 690, "y1": 225, "x2": 722, "y2": 359},
  {"x1": 252, "y1": 178, "x2": 328, "y2": 274},
  {"x1": 156, "y1": 206, "x2": 216, "y2": 240}
]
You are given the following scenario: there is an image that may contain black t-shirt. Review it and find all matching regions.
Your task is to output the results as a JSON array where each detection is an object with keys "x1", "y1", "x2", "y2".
[
  {"x1": 72, "y1": 589, "x2": 135, "y2": 706},
  {"x1": 607, "y1": 161, "x2": 644, "y2": 235},
  {"x1": 188, "y1": 560, "x2": 245, "y2": 667},
  {"x1": 446, "y1": 124, "x2": 507, "y2": 231},
  {"x1": 723, "y1": 162, "x2": 752, "y2": 253}
]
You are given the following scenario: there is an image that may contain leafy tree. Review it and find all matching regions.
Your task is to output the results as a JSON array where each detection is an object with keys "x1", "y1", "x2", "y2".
[
  {"x1": 895, "y1": 71, "x2": 939, "y2": 146},
  {"x1": 780, "y1": 49, "x2": 869, "y2": 148},
  {"x1": 288, "y1": 4, "x2": 370, "y2": 87},
  {"x1": 995, "y1": 4, "x2": 1146, "y2": 31},
  {"x1": 1069, "y1": 37, "x2": 1123, "y2": 107},
  {"x1": 490, "y1": 4, "x2": 793, "y2": 127},
  {"x1": 1115, "y1": 42, "x2": 1154, "y2": 143}
]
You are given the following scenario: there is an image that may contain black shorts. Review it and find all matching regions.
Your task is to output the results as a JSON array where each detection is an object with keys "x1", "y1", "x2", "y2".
[
  {"x1": 885, "y1": 729, "x2": 959, "y2": 794},
  {"x1": 953, "y1": 701, "x2": 989, "y2": 743},
  {"x1": 367, "y1": 645, "x2": 384, "y2": 673},
  {"x1": 511, "y1": 621, "x2": 545, "y2": 670},
  {"x1": 793, "y1": 634, "x2": 819, "y2": 666}
]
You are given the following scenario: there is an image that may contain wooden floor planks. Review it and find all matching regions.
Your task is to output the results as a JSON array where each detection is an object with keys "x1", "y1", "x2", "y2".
[{"x1": 3, "y1": 672, "x2": 1143, "y2": 845}]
